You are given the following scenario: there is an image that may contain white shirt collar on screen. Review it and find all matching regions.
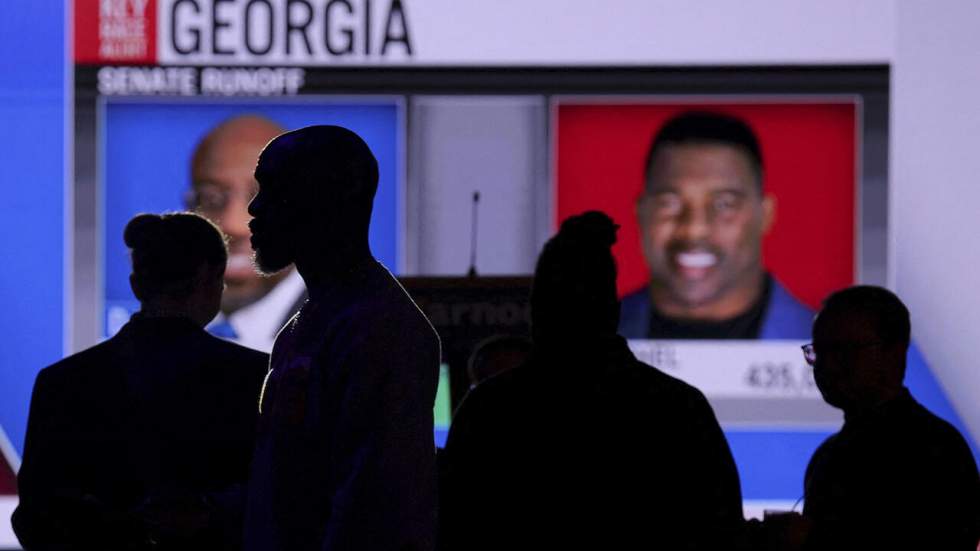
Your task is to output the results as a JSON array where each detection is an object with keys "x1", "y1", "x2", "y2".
[{"x1": 225, "y1": 269, "x2": 306, "y2": 353}]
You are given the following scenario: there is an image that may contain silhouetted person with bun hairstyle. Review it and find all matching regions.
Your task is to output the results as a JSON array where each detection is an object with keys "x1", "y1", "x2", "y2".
[
  {"x1": 243, "y1": 126, "x2": 440, "y2": 551},
  {"x1": 439, "y1": 211, "x2": 743, "y2": 551},
  {"x1": 13, "y1": 213, "x2": 269, "y2": 551},
  {"x1": 783, "y1": 286, "x2": 979, "y2": 551}
]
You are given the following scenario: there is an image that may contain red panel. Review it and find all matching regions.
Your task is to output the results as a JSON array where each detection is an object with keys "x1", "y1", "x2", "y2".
[
  {"x1": 0, "y1": 455, "x2": 14, "y2": 495},
  {"x1": 74, "y1": 0, "x2": 157, "y2": 65},
  {"x1": 0, "y1": 425, "x2": 16, "y2": 494},
  {"x1": 74, "y1": 0, "x2": 101, "y2": 63},
  {"x1": 555, "y1": 102, "x2": 856, "y2": 309}
]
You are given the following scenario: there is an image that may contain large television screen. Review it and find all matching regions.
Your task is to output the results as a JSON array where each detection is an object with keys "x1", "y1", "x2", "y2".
[
  {"x1": 66, "y1": 67, "x2": 895, "y2": 516},
  {"x1": 0, "y1": 3, "x2": 974, "y2": 549},
  {"x1": 13, "y1": 50, "x2": 957, "y2": 546}
]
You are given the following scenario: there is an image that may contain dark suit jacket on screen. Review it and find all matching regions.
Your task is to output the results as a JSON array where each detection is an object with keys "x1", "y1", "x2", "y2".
[{"x1": 619, "y1": 276, "x2": 813, "y2": 340}]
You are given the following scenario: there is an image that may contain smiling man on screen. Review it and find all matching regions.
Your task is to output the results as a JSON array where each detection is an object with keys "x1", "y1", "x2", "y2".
[{"x1": 619, "y1": 111, "x2": 812, "y2": 340}]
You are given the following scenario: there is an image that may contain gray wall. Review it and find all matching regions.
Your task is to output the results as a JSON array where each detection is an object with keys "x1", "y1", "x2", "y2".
[{"x1": 406, "y1": 96, "x2": 549, "y2": 276}]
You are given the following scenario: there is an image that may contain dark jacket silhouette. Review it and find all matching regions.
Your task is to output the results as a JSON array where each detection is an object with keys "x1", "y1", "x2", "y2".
[
  {"x1": 13, "y1": 315, "x2": 268, "y2": 550},
  {"x1": 803, "y1": 388, "x2": 979, "y2": 550},
  {"x1": 243, "y1": 260, "x2": 440, "y2": 551},
  {"x1": 439, "y1": 211, "x2": 743, "y2": 550},
  {"x1": 441, "y1": 337, "x2": 743, "y2": 550}
]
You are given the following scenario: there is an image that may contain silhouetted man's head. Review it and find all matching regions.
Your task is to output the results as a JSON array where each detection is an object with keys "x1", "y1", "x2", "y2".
[
  {"x1": 124, "y1": 212, "x2": 228, "y2": 327},
  {"x1": 248, "y1": 125, "x2": 379, "y2": 277},
  {"x1": 531, "y1": 211, "x2": 620, "y2": 347},
  {"x1": 637, "y1": 111, "x2": 774, "y2": 321},
  {"x1": 810, "y1": 286, "x2": 911, "y2": 412},
  {"x1": 187, "y1": 115, "x2": 285, "y2": 313}
]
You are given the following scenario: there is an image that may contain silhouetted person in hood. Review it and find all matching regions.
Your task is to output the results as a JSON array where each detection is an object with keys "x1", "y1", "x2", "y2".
[
  {"x1": 243, "y1": 125, "x2": 440, "y2": 551},
  {"x1": 13, "y1": 212, "x2": 269, "y2": 550},
  {"x1": 440, "y1": 211, "x2": 743, "y2": 551}
]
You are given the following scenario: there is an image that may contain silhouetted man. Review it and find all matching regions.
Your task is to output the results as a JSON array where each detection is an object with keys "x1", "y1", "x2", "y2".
[
  {"x1": 440, "y1": 211, "x2": 743, "y2": 550},
  {"x1": 620, "y1": 111, "x2": 812, "y2": 339},
  {"x1": 798, "y1": 286, "x2": 979, "y2": 550},
  {"x1": 13, "y1": 213, "x2": 268, "y2": 550},
  {"x1": 187, "y1": 115, "x2": 305, "y2": 352},
  {"x1": 244, "y1": 126, "x2": 440, "y2": 551}
]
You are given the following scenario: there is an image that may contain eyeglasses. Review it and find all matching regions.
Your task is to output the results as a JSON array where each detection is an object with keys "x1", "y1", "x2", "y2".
[
  {"x1": 185, "y1": 182, "x2": 257, "y2": 214},
  {"x1": 801, "y1": 344, "x2": 816, "y2": 365},
  {"x1": 801, "y1": 341, "x2": 888, "y2": 366}
]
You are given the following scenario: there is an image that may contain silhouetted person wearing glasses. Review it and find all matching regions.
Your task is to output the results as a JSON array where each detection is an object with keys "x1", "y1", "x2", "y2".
[
  {"x1": 440, "y1": 211, "x2": 743, "y2": 551},
  {"x1": 13, "y1": 213, "x2": 269, "y2": 550},
  {"x1": 792, "y1": 286, "x2": 979, "y2": 550},
  {"x1": 243, "y1": 126, "x2": 440, "y2": 551}
]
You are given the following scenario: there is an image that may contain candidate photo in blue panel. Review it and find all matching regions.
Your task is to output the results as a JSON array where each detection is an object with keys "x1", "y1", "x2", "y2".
[{"x1": 101, "y1": 99, "x2": 402, "y2": 353}]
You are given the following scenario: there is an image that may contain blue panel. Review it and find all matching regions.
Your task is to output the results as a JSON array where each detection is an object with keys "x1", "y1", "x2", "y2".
[
  {"x1": 434, "y1": 429, "x2": 449, "y2": 449},
  {"x1": 725, "y1": 430, "x2": 834, "y2": 501},
  {"x1": 0, "y1": 0, "x2": 65, "y2": 456},
  {"x1": 0, "y1": 2, "x2": 63, "y2": 92},
  {"x1": 102, "y1": 101, "x2": 401, "y2": 334},
  {"x1": 904, "y1": 343, "x2": 979, "y2": 462}
]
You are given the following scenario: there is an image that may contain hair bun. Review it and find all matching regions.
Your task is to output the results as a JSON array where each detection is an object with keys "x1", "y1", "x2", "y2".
[
  {"x1": 123, "y1": 212, "x2": 228, "y2": 300},
  {"x1": 557, "y1": 210, "x2": 619, "y2": 249},
  {"x1": 123, "y1": 213, "x2": 165, "y2": 250}
]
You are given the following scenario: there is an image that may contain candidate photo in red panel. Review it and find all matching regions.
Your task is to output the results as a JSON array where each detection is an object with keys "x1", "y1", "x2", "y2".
[{"x1": 555, "y1": 101, "x2": 857, "y2": 340}]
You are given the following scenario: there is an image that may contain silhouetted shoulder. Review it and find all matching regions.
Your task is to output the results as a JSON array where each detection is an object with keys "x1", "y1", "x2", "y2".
[
  {"x1": 624, "y1": 357, "x2": 715, "y2": 409},
  {"x1": 46, "y1": 320, "x2": 269, "y2": 396},
  {"x1": 442, "y1": 364, "x2": 532, "y2": 462},
  {"x1": 461, "y1": 353, "x2": 714, "y2": 420},
  {"x1": 447, "y1": 364, "x2": 534, "y2": 434},
  {"x1": 810, "y1": 432, "x2": 839, "y2": 456},
  {"x1": 806, "y1": 394, "x2": 977, "y2": 499},
  {"x1": 33, "y1": 338, "x2": 119, "y2": 389},
  {"x1": 462, "y1": 363, "x2": 527, "y2": 402},
  {"x1": 381, "y1": 270, "x2": 436, "y2": 325},
  {"x1": 804, "y1": 432, "x2": 839, "y2": 481},
  {"x1": 198, "y1": 330, "x2": 270, "y2": 370},
  {"x1": 136, "y1": 317, "x2": 270, "y2": 379},
  {"x1": 41, "y1": 343, "x2": 111, "y2": 376},
  {"x1": 902, "y1": 398, "x2": 977, "y2": 464},
  {"x1": 342, "y1": 264, "x2": 440, "y2": 350}
]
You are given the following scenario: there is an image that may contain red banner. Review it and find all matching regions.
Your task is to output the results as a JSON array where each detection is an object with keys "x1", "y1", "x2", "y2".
[{"x1": 75, "y1": 0, "x2": 157, "y2": 64}]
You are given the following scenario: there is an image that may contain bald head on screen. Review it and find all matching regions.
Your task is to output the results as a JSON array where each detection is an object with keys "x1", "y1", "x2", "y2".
[{"x1": 187, "y1": 115, "x2": 287, "y2": 314}]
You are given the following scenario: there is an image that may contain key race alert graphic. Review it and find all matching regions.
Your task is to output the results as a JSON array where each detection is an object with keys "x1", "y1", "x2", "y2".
[{"x1": 76, "y1": 0, "x2": 158, "y2": 65}]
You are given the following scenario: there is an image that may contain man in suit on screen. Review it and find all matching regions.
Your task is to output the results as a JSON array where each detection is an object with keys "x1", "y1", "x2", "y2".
[{"x1": 619, "y1": 111, "x2": 812, "y2": 340}]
